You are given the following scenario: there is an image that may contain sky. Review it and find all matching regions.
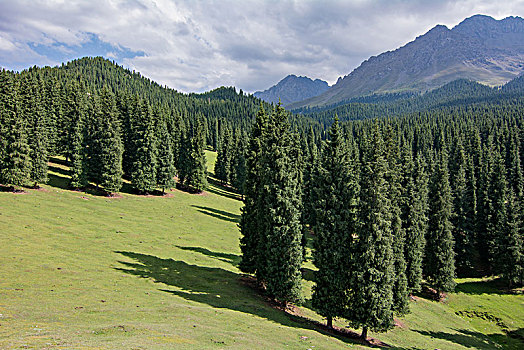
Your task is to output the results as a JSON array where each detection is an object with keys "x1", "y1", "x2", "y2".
[{"x1": 1, "y1": 0, "x2": 523, "y2": 93}]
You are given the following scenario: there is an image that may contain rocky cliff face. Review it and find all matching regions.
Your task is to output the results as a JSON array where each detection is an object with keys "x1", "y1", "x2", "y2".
[
  {"x1": 291, "y1": 15, "x2": 524, "y2": 108},
  {"x1": 254, "y1": 75, "x2": 329, "y2": 106}
]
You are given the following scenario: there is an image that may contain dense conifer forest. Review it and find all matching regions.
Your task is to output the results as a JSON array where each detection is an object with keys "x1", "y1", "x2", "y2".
[{"x1": 1, "y1": 57, "x2": 523, "y2": 341}]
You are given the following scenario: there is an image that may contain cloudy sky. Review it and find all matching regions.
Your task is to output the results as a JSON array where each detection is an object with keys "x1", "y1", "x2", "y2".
[{"x1": 1, "y1": 0, "x2": 523, "y2": 93}]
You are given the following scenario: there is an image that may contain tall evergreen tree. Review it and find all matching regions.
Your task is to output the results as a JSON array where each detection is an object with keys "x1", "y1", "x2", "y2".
[
  {"x1": 130, "y1": 98, "x2": 157, "y2": 193},
  {"x1": 214, "y1": 125, "x2": 232, "y2": 184},
  {"x1": 425, "y1": 147, "x2": 456, "y2": 294},
  {"x1": 402, "y1": 152, "x2": 429, "y2": 294},
  {"x1": 385, "y1": 128, "x2": 409, "y2": 315},
  {"x1": 20, "y1": 74, "x2": 48, "y2": 187},
  {"x1": 0, "y1": 71, "x2": 30, "y2": 188},
  {"x1": 498, "y1": 189, "x2": 523, "y2": 286},
  {"x1": 231, "y1": 131, "x2": 247, "y2": 194},
  {"x1": 180, "y1": 118, "x2": 207, "y2": 192},
  {"x1": 349, "y1": 125, "x2": 394, "y2": 340},
  {"x1": 311, "y1": 117, "x2": 359, "y2": 328},
  {"x1": 259, "y1": 103, "x2": 303, "y2": 304},
  {"x1": 239, "y1": 106, "x2": 268, "y2": 274},
  {"x1": 156, "y1": 112, "x2": 176, "y2": 194},
  {"x1": 451, "y1": 137, "x2": 475, "y2": 275},
  {"x1": 68, "y1": 84, "x2": 88, "y2": 189},
  {"x1": 88, "y1": 89, "x2": 123, "y2": 193}
]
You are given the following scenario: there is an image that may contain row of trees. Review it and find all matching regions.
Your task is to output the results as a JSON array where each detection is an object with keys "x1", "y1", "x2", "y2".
[
  {"x1": 239, "y1": 101, "x2": 523, "y2": 339},
  {"x1": 0, "y1": 68, "x2": 209, "y2": 194}
]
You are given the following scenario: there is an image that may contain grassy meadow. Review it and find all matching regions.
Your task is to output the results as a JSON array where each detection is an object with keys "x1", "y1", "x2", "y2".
[{"x1": 0, "y1": 151, "x2": 522, "y2": 349}]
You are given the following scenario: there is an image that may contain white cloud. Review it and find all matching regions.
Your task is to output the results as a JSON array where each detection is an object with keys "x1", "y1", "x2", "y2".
[
  {"x1": 0, "y1": 0, "x2": 523, "y2": 92},
  {"x1": 0, "y1": 34, "x2": 17, "y2": 51}
]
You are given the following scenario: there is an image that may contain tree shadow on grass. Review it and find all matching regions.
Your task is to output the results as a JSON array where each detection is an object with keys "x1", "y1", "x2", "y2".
[
  {"x1": 114, "y1": 250, "x2": 386, "y2": 348},
  {"x1": 47, "y1": 173, "x2": 70, "y2": 190},
  {"x1": 192, "y1": 205, "x2": 240, "y2": 223},
  {"x1": 46, "y1": 164, "x2": 167, "y2": 197},
  {"x1": 301, "y1": 267, "x2": 315, "y2": 283},
  {"x1": 206, "y1": 177, "x2": 242, "y2": 201},
  {"x1": 455, "y1": 277, "x2": 511, "y2": 295},
  {"x1": 175, "y1": 245, "x2": 241, "y2": 266},
  {"x1": 414, "y1": 328, "x2": 523, "y2": 349}
]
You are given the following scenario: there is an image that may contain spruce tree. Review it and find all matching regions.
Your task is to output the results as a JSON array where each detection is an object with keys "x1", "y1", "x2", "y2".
[
  {"x1": 477, "y1": 137, "x2": 494, "y2": 269},
  {"x1": 23, "y1": 74, "x2": 48, "y2": 187},
  {"x1": 231, "y1": 131, "x2": 247, "y2": 194},
  {"x1": 451, "y1": 138, "x2": 475, "y2": 275},
  {"x1": 385, "y1": 128, "x2": 408, "y2": 315},
  {"x1": 349, "y1": 125, "x2": 394, "y2": 340},
  {"x1": 239, "y1": 106, "x2": 268, "y2": 274},
  {"x1": 425, "y1": 148, "x2": 456, "y2": 295},
  {"x1": 186, "y1": 119, "x2": 207, "y2": 192},
  {"x1": 498, "y1": 189, "x2": 523, "y2": 286},
  {"x1": 403, "y1": 152, "x2": 429, "y2": 294},
  {"x1": 130, "y1": 98, "x2": 157, "y2": 193},
  {"x1": 87, "y1": 89, "x2": 123, "y2": 194},
  {"x1": 311, "y1": 117, "x2": 358, "y2": 328},
  {"x1": 98, "y1": 89, "x2": 123, "y2": 193},
  {"x1": 156, "y1": 113, "x2": 176, "y2": 194},
  {"x1": 0, "y1": 71, "x2": 30, "y2": 188},
  {"x1": 214, "y1": 126, "x2": 231, "y2": 184},
  {"x1": 259, "y1": 103, "x2": 303, "y2": 305},
  {"x1": 68, "y1": 85, "x2": 88, "y2": 189}
]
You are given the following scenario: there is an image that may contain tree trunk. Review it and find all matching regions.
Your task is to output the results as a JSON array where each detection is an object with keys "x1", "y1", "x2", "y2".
[
  {"x1": 360, "y1": 326, "x2": 368, "y2": 341},
  {"x1": 327, "y1": 316, "x2": 333, "y2": 329}
]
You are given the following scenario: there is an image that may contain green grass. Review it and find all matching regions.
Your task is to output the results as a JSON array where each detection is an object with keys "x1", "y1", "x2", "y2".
[{"x1": 0, "y1": 151, "x2": 522, "y2": 349}]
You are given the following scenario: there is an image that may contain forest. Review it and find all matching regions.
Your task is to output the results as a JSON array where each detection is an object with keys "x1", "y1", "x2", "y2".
[{"x1": 0, "y1": 57, "x2": 523, "y2": 341}]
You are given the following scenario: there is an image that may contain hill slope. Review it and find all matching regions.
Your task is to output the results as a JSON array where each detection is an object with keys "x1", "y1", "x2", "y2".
[
  {"x1": 291, "y1": 15, "x2": 524, "y2": 108},
  {"x1": 254, "y1": 74, "x2": 329, "y2": 106},
  {"x1": 0, "y1": 153, "x2": 522, "y2": 349}
]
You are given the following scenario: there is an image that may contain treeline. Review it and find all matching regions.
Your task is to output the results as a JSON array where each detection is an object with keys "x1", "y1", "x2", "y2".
[
  {"x1": 0, "y1": 68, "x2": 211, "y2": 193},
  {"x1": 0, "y1": 57, "x2": 285, "y2": 194},
  {"x1": 239, "y1": 100, "x2": 523, "y2": 339},
  {"x1": 293, "y1": 77, "x2": 524, "y2": 124}
]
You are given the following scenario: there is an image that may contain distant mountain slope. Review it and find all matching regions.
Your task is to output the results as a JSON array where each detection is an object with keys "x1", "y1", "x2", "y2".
[
  {"x1": 254, "y1": 75, "x2": 329, "y2": 106},
  {"x1": 291, "y1": 15, "x2": 524, "y2": 108},
  {"x1": 294, "y1": 76, "x2": 524, "y2": 124}
]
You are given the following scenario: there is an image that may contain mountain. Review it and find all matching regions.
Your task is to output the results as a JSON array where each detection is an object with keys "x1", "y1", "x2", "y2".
[
  {"x1": 253, "y1": 75, "x2": 329, "y2": 106},
  {"x1": 290, "y1": 15, "x2": 524, "y2": 109}
]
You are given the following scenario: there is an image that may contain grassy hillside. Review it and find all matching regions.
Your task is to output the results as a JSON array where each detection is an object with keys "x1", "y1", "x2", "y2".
[{"x1": 0, "y1": 152, "x2": 522, "y2": 349}]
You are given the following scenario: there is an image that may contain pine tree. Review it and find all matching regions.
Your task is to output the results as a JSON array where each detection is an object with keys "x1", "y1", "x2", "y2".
[
  {"x1": 403, "y1": 152, "x2": 429, "y2": 294},
  {"x1": 451, "y1": 138, "x2": 475, "y2": 275},
  {"x1": 488, "y1": 148, "x2": 509, "y2": 271},
  {"x1": 20, "y1": 74, "x2": 48, "y2": 187},
  {"x1": 349, "y1": 125, "x2": 394, "y2": 339},
  {"x1": 311, "y1": 117, "x2": 359, "y2": 328},
  {"x1": 477, "y1": 137, "x2": 494, "y2": 269},
  {"x1": 231, "y1": 131, "x2": 247, "y2": 194},
  {"x1": 130, "y1": 98, "x2": 157, "y2": 193},
  {"x1": 97, "y1": 89, "x2": 123, "y2": 193},
  {"x1": 425, "y1": 147, "x2": 456, "y2": 295},
  {"x1": 260, "y1": 102, "x2": 303, "y2": 304},
  {"x1": 156, "y1": 112, "x2": 176, "y2": 194},
  {"x1": 0, "y1": 71, "x2": 30, "y2": 188},
  {"x1": 87, "y1": 89, "x2": 123, "y2": 194},
  {"x1": 498, "y1": 189, "x2": 523, "y2": 286},
  {"x1": 239, "y1": 105, "x2": 268, "y2": 274},
  {"x1": 186, "y1": 119, "x2": 208, "y2": 192},
  {"x1": 385, "y1": 128, "x2": 408, "y2": 315},
  {"x1": 214, "y1": 126, "x2": 231, "y2": 184},
  {"x1": 68, "y1": 85, "x2": 88, "y2": 189}
]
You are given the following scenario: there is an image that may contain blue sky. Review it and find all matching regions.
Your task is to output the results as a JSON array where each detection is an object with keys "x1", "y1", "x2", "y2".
[{"x1": 1, "y1": 0, "x2": 523, "y2": 93}]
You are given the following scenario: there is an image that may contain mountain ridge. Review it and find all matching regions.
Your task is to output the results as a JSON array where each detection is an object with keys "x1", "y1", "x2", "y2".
[
  {"x1": 253, "y1": 74, "x2": 329, "y2": 106},
  {"x1": 290, "y1": 14, "x2": 524, "y2": 109}
]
